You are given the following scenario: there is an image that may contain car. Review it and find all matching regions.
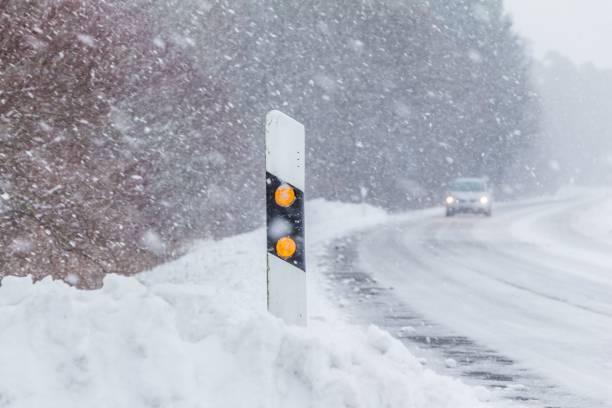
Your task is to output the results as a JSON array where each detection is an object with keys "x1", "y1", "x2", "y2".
[{"x1": 444, "y1": 177, "x2": 492, "y2": 217}]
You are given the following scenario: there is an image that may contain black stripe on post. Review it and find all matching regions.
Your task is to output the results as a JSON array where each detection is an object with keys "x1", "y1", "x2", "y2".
[{"x1": 266, "y1": 171, "x2": 305, "y2": 271}]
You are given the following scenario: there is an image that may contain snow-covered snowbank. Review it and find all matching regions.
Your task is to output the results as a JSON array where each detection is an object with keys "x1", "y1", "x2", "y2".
[
  {"x1": 570, "y1": 189, "x2": 612, "y2": 242},
  {"x1": 0, "y1": 199, "x2": 493, "y2": 408}
]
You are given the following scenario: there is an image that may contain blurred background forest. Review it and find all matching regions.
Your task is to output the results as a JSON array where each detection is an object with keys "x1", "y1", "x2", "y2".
[{"x1": 2, "y1": 0, "x2": 610, "y2": 286}]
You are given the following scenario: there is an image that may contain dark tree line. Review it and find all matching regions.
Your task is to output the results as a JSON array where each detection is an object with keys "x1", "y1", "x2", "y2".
[
  {"x1": 176, "y1": 0, "x2": 539, "y2": 206},
  {"x1": 0, "y1": 0, "x2": 247, "y2": 286},
  {"x1": 1, "y1": 0, "x2": 540, "y2": 285}
]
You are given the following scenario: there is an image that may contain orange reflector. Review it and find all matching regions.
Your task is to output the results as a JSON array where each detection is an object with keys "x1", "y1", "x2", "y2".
[
  {"x1": 275, "y1": 184, "x2": 296, "y2": 207},
  {"x1": 276, "y1": 236, "x2": 296, "y2": 259}
]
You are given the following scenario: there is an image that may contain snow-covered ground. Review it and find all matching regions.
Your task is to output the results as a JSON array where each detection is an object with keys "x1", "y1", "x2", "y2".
[
  {"x1": 356, "y1": 188, "x2": 612, "y2": 407},
  {"x1": 0, "y1": 199, "x2": 496, "y2": 408}
]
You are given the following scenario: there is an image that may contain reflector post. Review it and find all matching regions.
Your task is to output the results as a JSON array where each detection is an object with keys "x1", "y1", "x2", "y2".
[{"x1": 265, "y1": 110, "x2": 306, "y2": 326}]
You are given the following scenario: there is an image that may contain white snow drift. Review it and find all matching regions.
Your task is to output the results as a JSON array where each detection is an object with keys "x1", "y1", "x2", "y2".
[{"x1": 0, "y1": 200, "x2": 494, "y2": 408}]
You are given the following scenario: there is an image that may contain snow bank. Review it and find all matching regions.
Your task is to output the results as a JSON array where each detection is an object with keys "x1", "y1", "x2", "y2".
[
  {"x1": 0, "y1": 276, "x2": 486, "y2": 408},
  {"x1": 0, "y1": 199, "x2": 493, "y2": 408},
  {"x1": 570, "y1": 189, "x2": 612, "y2": 242}
]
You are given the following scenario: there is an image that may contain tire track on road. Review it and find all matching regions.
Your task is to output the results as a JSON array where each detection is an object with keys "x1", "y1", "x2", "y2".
[
  {"x1": 320, "y1": 195, "x2": 611, "y2": 407},
  {"x1": 322, "y1": 235, "x2": 587, "y2": 408}
]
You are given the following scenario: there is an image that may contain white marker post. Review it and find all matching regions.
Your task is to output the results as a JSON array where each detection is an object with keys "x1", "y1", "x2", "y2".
[{"x1": 265, "y1": 110, "x2": 306, "y2": 326}]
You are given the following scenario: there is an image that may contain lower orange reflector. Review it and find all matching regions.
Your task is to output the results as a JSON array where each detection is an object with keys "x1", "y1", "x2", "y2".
[{"x1": 276, "y1": 236, "x2": 296, "y2": 259}]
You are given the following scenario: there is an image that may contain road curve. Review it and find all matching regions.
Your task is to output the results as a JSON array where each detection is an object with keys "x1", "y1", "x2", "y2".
[{"x1": 355, "y1": 190, "x2": 612, "y2": 406}]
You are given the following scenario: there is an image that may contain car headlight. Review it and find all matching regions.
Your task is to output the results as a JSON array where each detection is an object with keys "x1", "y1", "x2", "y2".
[
  {"x1": 445, "y1": 196, "x2": 455, "y2": 205},
  {"x1": 480, "y1": 196, "x2": 489, "y2": 205}
]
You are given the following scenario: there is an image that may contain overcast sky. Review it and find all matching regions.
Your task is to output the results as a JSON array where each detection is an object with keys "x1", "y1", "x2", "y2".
[{"x1": 504, "y1": 0, "x2": 612, "y2": 68}]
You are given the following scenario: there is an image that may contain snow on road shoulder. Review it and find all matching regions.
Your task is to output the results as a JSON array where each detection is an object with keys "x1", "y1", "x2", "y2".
[
  {"x1": 0, "y1": 199, "x2": 495, "y2": 408},
  {"x1": 571, "y1": 189, "x2": 612, "y2": 242}
]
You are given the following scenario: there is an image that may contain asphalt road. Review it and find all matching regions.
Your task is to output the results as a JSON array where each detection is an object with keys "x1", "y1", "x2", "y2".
[{"x1": 324, "y1": 191, "x2": 612, "y2": 408}]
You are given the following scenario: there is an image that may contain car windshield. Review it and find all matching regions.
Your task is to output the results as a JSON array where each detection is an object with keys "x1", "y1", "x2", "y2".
[{"x1": 450, "y1": 181, "x2": 486, "y2": 192}]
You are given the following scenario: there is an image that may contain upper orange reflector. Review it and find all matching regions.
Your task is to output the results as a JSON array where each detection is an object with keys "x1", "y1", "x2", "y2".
[
  {"x1": 275, "y1": 184, "x2": 296, "y2": 207},
  {"x1": 276, "y1": 236, "x2": 296, "y2": 259}
]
